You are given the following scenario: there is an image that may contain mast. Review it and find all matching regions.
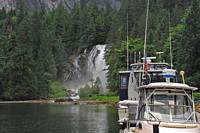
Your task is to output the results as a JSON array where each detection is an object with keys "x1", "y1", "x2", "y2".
[
  {"x1": 126, "y1": 13, "x2": 129, "y2": 71},
  {"x1": 143, "y1": 0, "x2": 150, "y2": 75}
]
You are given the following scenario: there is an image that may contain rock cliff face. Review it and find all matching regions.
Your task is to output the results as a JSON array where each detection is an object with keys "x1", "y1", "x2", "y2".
[
  {"x1": 0, "y1": 0, "x2": 121, "y2": 11},
  {"x1": 63, "y1": 45, "x2": 108, "y2": 92}
]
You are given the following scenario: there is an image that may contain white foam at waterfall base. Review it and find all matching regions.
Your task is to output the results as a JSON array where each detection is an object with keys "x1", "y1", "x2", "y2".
[{"x1": 64, "y1": 44, "x2": 108, "y2": 94}]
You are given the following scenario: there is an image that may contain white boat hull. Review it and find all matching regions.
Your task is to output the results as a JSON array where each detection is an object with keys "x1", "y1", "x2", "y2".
[
  {"x1": 118, "y1": 100, "x2": 138, "y2": 127},
  {"x1": 124, "y1": 121, "x2": 200, "y2": 133}
]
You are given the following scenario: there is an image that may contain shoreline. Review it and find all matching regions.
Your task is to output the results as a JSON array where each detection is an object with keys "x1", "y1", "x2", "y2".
[
  {"x1": 1, "y1": 100, "x2": 200, "y2": 117},
  {"x1": 0, "y1": 99, "x2": 118, "y2": 107}
]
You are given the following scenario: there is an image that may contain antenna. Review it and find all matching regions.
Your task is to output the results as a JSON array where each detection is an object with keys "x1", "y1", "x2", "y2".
[
  {"x1": 139, "y1": 51, "x2": 141, "y2": 63},
  {"x1": 134, "y1": 52, "x2": 136, "y2": 63},
  {"x1": 168, "y1": 6, "x2": 173, "y2": 69},
  {"x1": 126, "y1": 12, "x2": 129, "y2": 70}
]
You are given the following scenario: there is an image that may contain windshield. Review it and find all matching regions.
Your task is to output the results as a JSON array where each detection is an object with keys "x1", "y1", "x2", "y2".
[{"x1": 145, "y1": 91, "x2": 195, "y2": 122}]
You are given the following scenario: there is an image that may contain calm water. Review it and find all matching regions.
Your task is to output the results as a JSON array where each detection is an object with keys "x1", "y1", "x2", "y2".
[{"x1": 0, "y1": 103, "x2": 119, "y2": 133}]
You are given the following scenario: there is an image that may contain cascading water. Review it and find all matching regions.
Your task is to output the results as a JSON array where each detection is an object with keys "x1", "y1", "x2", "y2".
[
  {"x1": 63, "y1": 45, "x2": 108, "y2": 93},
  {"x1": 88, "y1": 45, "x2": 108, "y2": 93}
]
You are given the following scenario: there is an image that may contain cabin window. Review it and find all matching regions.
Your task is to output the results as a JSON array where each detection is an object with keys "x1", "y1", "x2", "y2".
[
  {"x1": 120, "y1": 76, "x2": 128, "y2": 89},
  {"x1": 145, "y1": 89, "x2": 195, "y2": 122}
]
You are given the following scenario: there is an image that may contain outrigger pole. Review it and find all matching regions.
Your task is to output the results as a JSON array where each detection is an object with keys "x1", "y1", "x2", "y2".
[
  {"x1": 126, "y1": 12, "x2": 129, "y2": 71},
  {"x1": 168, "y1": 10, "x2": 173, "y2": 69}
]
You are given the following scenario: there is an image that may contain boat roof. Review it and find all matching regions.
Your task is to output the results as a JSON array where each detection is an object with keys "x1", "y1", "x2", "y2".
[
  {"x1": 130, "y1": 62, "x2": 169, "y2": 66},
  {"x1": 119, "y1": 71, "x2": 131, "y2": 74},
  {"x1": 133, "y1": 70, "x2": 166, "y2": 73},
  {"x1": 119, "y1": 100, "x2": 138, "y2": 105},
  {"x1": 137, "y1": 82, "x2": 198, "y2": 91}
]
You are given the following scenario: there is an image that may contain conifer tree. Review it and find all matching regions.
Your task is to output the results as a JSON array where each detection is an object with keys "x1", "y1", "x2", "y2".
[{"x1": 181, "y1": 0, "x2": 200, "y2": 87}]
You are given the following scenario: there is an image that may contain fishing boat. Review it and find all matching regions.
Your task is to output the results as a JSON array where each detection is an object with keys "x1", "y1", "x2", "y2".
[
  {"x1": 118, "y1": 0, "x2": 200, "y2": 131},
  {"x1": 118, "y1": 59, "x2": 178, "y2": 128},
  {"x1": 124, "y1": 82, "x2": 200, "y2": 133},
  {"x1": 117, "y1": 0, "x2": 178, "y2": 127}
]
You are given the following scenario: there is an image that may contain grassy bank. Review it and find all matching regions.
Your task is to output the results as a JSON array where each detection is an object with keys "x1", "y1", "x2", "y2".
[
  {"x1": 82, "y1": 92, "x2": 200, "y2": 104},
  {"x1": 81, "y1": 95, "x2": 119, "y2": 103}
]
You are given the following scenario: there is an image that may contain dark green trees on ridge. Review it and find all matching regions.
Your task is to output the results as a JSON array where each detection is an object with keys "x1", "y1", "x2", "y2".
[
  {"x1": 0, "y1": 3, "x2": 113, "y2": 100},
  {"x1": 0, "y1": 0, "x2": 200, "y2": 100},
  {"x1": 105, "y1": 0, "x2": 200, "y2": 90}
]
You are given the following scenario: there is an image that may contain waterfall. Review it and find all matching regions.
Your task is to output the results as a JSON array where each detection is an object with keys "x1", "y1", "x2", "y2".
[
  {"x1": 88, "y1": 45, "x2": 108, "y2": 93},
  {"x1": 63, "y1": 44, "x2": 108, "y2": 93}
]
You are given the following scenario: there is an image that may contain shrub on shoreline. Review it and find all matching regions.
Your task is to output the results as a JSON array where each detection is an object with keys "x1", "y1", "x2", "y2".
[{"x1": 49, "y1": 82, "x2": 68, "y2": 98}]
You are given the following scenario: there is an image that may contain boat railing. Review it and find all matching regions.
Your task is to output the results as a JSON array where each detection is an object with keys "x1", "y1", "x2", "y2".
[{"x1": 146, "y1": 104, "x2": 195, "y2": 122}]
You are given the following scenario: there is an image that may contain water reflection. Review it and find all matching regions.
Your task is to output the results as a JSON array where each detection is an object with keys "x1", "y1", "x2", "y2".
[{"x1": 0, "y1": 103, "x2": 119, "y2": 133}]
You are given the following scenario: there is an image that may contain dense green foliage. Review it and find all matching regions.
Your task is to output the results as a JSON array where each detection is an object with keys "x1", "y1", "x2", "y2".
[
  {"x1": 0, "y1": 3, "x2": 114, "y2": 100},
  {"x1": 49, "y1": 81, "x2": 68, "y2": 98},
  {"x1": 194, "y1": 92, "x2": 200, "y2": 101},
  {"x1": 0, "y1": 0, "x2": 200, "y2": 100},
  {"x1": 79, "y1": 78, "x2": 101, "y2": 98},
  {"x1": 105, "y1": 0, "x2": 200, "y2": 90},
  {"x1": 82, "y1": 95, "x2": 119, "y2": 103},
  {"x1": 172, "y1": 0, "x2": 200, "y2": 87}
]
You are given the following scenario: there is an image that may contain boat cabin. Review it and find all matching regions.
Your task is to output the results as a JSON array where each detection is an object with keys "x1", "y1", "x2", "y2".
[
  {"x1": 136, "y1": 82, "x2": 198, "y2": 123},
  {"x1": 130, "y1": 63, "x2": 178, "y2": 86},
  {"x1": 119, "y1": 63, "x2": 178, "y2": 101},
  {"x1": 119, "y1": 71, "x2": 131, "y2": 100}
]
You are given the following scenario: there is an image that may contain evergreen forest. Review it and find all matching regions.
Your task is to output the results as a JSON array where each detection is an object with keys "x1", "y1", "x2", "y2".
[{"x1": 0, "y1": 0, "x2": 199, "y2": 100}]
